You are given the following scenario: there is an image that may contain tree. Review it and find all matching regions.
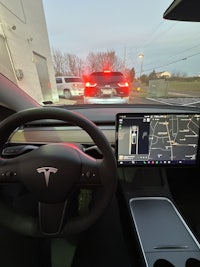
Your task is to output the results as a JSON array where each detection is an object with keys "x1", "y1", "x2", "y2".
[
  {"x1": 52, "y1": 48, "x2": 84, "y2": 76},
  {"x1": 140, "y1": 74, "x2": 149, "y2": 84},
  {"x1": 64, "y1": 53, "x2": 84, "y2": 76},
  {"x1": 85, "y1": 50, "x2": 124, "y2": 73},
  {"x1": 128, "y1": 68, "x2": 136, "y2": 83},
  {"x1": 52, "y1": 48, "x2": 132, "y2": 78},
  {"x1": 148, "y1": 70, "x2": 157, "y2": 80},
  {"x1": 171, "y1": 71, "x2": 187, "y2": 78},
  {"x1": 52, "y1": 48, "x2": 68, "y2": 76}
]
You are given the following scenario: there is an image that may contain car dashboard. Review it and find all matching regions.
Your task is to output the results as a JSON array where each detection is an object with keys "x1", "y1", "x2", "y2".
[
  {"x1": 2, "y1": 104, "x2": 200, "y2": 267},
  {"x1": 7, "y1": 104, "x2": 200, "y2": 142}
]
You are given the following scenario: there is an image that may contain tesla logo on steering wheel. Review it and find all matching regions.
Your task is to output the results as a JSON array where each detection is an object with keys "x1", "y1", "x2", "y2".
[{"x1": 36, "y1": 167, "x2": 58, "y2": 187}]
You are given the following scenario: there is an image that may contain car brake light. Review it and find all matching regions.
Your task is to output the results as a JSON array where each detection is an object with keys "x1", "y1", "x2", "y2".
[
  {"x1": 84, "y1": 82, "x2": 97, "y2": 97},
  {"x1": 103, "y1": 70, "x2": 111, "y2": 73},
  {"x1": 118, "y1": 82, "x2": 129, "y2": 87},
  {"x1": 85, "y1": 82, "x2": 97, "y2": 88},
  {"x1": 117, "y1": 82, "x2": 129, "y2": 96}
]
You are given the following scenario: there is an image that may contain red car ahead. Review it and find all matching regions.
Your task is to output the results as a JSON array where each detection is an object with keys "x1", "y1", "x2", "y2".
[{"x1": 84, "y1": 70, "x2": 130, "y2": 104}]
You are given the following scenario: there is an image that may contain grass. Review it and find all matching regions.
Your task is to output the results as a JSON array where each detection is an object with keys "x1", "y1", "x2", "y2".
[
  {"x1": 130, "y1": 80, "x2": 200, "y2": 98},
  {"x1": 167, "y1": 80, "x2": 200, "y2": 92}
]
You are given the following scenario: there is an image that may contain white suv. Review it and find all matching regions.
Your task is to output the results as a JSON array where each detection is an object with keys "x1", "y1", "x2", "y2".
[{"x1": 56, "y1": 76, "x2": 84, "y2": 99}]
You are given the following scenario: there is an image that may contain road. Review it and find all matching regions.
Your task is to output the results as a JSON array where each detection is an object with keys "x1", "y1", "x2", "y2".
[{"x1": 57, "y1": 96, "x2": 200, "y2": 108}]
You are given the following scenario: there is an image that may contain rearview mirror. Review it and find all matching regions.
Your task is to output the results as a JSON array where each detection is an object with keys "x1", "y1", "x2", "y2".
[{"x1": 163, "y1": 0, "x2": 200, "y2": 22}]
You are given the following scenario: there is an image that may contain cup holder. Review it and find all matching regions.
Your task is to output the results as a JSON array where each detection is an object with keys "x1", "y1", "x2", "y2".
[
  {"x1": 153, "y1": 259, "x2": 175, "y2": 267},
  {"x1": 186, "y1": 258, "x2": 200, "y2": 267},
  {"x1": 153, "y1": 258, "x2": 200, "y2": 267}
]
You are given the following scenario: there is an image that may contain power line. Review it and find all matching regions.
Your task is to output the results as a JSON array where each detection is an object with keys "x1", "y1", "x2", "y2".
[
  {"x1": 137, "y1": 21, "x2": 165, "y2": 50},
  {"x1": 127, "y1": 22, "x2": 179, "y2": 70},
  {"x1": 142, "y1": 51, "x2": 200, "y2": 73},
  {"x1": 128, "y1": 21, "x2": 178, "y2": 55},
  {"x1": 168, "y1": 43, "x2": 200, "y2": 58},
  {"x1": 128, "y1": 21, "x2": 165, "y2": 54},
  {"x1": 132, "y1": 39, "x2": 200, "y2": 72},
  {"x1": 142, "y1": 22, "x2": 178, "y2": 49}
]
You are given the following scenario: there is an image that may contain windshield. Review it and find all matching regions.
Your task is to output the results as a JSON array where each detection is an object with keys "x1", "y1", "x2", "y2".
[
  {"x1": 0, "y1": 0, "x2": 200, "y2": 108},
  {"x1": 89, "y1": 72, "x2": 125, "y2": 84}
]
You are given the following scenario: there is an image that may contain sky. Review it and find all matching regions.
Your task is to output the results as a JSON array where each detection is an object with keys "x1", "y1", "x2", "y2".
[{"x1": 42, "y1": 0, "x2": 200, "y2": 77}]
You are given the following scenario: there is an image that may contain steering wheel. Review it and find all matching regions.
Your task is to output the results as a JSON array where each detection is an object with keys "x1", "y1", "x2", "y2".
[{"x1": 0, "y1": 107, "x2": 118, "y2": 237}]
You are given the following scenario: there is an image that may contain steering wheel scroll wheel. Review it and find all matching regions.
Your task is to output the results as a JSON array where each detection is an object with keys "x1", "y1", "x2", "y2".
[{"x1": 0, "y1": 107, "x2": 118, "y2": 237}]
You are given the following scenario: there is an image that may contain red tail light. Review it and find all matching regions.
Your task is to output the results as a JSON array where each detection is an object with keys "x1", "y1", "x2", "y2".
[
  {"x1": 118, "y1": 82, "x2": 129, "y2": 87},
  {"x1": 84, "y1": 82, "x2": 97, "y2": 97},
  {"x1": 118, "y1": 82, "x2": 129, "y2": 96},
  {"x1": 103, "y1": 70, "x2": 111, "y2": 73},
  {"x1": 85, "y1": 82, "x2": 97, "y2": 88}
]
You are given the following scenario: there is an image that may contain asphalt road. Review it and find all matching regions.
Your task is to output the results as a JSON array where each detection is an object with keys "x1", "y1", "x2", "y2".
[
  {"x1": 131, "y1": 96, "x2": 200, "y2": 108},
  {"x1": 58, "y1": 96, "x2": 200, "y2": 108}
]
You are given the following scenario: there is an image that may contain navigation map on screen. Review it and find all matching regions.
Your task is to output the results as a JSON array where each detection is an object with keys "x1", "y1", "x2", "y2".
[{"x1": 116, "y1": 113, "x2": 200, "y2": 166}]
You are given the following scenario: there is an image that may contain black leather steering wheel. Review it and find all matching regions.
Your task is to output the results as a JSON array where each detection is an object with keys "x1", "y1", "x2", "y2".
[{"x1": 0, "y1": 107, "x2": 118, "y2": 237}]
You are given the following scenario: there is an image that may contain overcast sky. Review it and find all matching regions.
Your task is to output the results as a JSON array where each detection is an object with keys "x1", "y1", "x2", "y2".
[{"x1": 42, "y1": 0, "x2": 200, "y2": 76}]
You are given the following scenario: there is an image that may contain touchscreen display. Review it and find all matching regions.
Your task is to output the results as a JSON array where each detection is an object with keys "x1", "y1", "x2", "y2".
[{"x1": 116, "y1": 113, "x2": 200, "y2": 166}]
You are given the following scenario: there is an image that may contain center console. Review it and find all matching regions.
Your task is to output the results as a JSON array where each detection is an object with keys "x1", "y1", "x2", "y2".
[
  {"x1": 129, "y1": 197, "x2": 200, "y2": 267},
  {"x1": 115, "y1": 112, "x2": 200, "y2": 266}
]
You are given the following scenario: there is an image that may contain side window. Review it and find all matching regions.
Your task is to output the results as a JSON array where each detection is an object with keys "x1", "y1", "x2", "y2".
[{"x1": 56, "y1": 78, "x2": 62, "y2": 84}]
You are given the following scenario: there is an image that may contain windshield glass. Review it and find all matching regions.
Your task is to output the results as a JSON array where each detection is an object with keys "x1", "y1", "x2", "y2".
[
  {"x1": 0, "y1": 0, "x2": 200, "y2": 108},
  {"x1": 89, "y1": 72, "x2": 125, "y2": 83}
]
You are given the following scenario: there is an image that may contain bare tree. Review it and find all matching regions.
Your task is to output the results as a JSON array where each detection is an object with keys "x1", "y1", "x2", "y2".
[
  {"x1": 52, "y1": 48, "x2": 85, "y2": 76},
  {"x1": 52, "y1": 48, "x2": 68, "y2": 76},
  {"x1": 52, "y1": 48, "x2": 127, "y2": 77},
  {"x1": 85, "y1": 50, "x2": 124, "y2": 74},
  {"x1": 64, "y1": 53, "x2": 84, "y2": 76},
  {"x1": 171, "y1": 71, "x2": 187, "y2": 78}
]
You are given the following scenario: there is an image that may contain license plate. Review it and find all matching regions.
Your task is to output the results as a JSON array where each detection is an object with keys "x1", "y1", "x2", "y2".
[{"x1": 102, "y1": 89, "x2": 112, "y2": 95}]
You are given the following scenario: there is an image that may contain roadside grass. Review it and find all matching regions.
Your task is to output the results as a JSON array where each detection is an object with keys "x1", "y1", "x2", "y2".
[
  {"x1": 130, "y1": 80, "x2": 200, "y2": 98},
  {"x1": 167, "y1": 81, "x2": 200, "y2": 93}
]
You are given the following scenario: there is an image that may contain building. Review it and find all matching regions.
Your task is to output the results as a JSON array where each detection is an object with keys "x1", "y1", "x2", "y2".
[
  {"x1": 0, "y1": 0, "x2": 58, "y2": 104},
  {"x1": 156, "y1": 71, "x2": 171, "y2": 79}
]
